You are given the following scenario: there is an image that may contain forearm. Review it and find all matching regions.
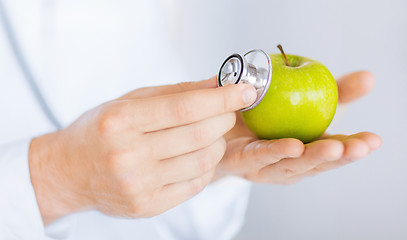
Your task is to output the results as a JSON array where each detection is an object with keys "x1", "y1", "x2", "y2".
[{"x1": 28, "y1": 132, "x2": 90, "y2": 226}]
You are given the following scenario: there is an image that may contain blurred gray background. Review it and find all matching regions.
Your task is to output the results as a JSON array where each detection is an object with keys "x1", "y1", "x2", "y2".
[{"x1": 174, "y1": 0, "x2": 407, "y2": 239}]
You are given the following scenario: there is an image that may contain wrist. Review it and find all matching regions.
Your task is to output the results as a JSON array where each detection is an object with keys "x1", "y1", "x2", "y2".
[{"x1": 28, "y1": 132, "x2": 91, "y2": 225}]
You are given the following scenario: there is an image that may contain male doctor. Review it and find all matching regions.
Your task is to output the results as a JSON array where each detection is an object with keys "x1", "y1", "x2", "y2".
[{"x1": 0, "y1": 1, "x2": 381, "y2": 239}]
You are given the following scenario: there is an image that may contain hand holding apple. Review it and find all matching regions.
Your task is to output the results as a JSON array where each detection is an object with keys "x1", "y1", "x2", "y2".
[
  {"x1": 241, "y1": 45, "x2": 338, "y2": 143},
  {"x1": 217, "y1": 71, "x2": 381, "y2": 184}
]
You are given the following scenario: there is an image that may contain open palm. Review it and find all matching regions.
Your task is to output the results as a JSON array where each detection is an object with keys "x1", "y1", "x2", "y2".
[{"x1": 217, "y1": 71, "x2": 382, "y2": 184}]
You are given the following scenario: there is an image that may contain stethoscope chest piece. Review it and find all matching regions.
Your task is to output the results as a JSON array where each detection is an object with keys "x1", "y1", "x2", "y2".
[{"x1": 218, "y1": 49, "x2": 272, "y2": 111}]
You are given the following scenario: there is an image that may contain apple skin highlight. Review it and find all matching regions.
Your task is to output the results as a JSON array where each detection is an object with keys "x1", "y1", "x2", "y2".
[{"x1": 241, "y1": 54, "x2": 338, "y2": 143}]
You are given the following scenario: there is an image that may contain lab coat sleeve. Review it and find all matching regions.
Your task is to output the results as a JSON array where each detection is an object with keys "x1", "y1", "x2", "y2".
[
  {"x1": 0, "y1": 138, "x2": 74, "y2": 240},
  {"x1": 0, "y1": 139, "x2": 44, "y2": 239},
  {"x1": 154, "y1": 176, "x2": 252, "y2": 240}
]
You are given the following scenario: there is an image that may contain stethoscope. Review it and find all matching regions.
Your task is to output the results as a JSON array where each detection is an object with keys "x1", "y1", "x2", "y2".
[
  {"x1": 217, "y1": 49, "x2": 272, "y2": 111},
  {"x1": 0, "y1": 0, "x2": 272, "y2": 130}
]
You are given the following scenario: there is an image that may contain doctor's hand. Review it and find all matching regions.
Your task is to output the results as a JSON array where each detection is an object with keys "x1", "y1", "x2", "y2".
[
  {"x1": 217, "y1": 71, "x2": 382, "y2": 184},
  {"x1": 28, "y1": 79, "x2": 257, "y2": 225}
]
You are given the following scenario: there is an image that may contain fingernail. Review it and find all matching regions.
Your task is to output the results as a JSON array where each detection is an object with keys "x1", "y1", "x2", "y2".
[{"x1": 242, "y1": 86, "x2": 257, "y2": 105}]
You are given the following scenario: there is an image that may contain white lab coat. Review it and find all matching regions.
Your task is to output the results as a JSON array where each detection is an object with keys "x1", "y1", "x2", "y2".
[{"x1": 0, "y1": 0, "x2": 251, "y2": 239}]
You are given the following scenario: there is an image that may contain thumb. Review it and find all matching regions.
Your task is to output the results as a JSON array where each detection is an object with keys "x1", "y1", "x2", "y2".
[{"x1": 119, "y1": 76, "x2": 218, "y2": 100}]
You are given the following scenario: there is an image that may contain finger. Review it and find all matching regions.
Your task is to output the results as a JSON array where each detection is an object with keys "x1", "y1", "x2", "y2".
[
  {"x1": 146, "y1": 169, "x2": 215, "y2": 217},
  {"x1": 286, "y1": 134, "x2": 373, "y2": 180},
  {"x1": 257, "y1": 139, "x2": 344, "y2": 182},
  {"x1": 337, "y1": 71, "x2": 375, "y2": 104},
  {"x1": 126, "y1": 83, "x2": 256, "y2": 133},
  {"x1": 347, "y1": 132, "x2": 382, "y2": 151},
  {"x1": 119, "y1": 77, "x2": 218, "y2": 100},
  {"x1": 289, "y1": 158, "x2": 354, "y2": 180},
  {"x1": 147, "y1": 113, "x2": 235, "y2": 160},
  {"x1": 158, "y1": 138, "x2": 226, "y2": 184},
  {"x1": 340, "y1": 138, "x2": 370, "y2": 159},
  {"x1": 280, "y1": 139, "x2": 344, "y2": 174},
  {"x1": 322, "y1": 132, "x2": 382, "y2": 151},
  {"x1": 219, "y1": 138, "x2": 304, "y2": 175}
]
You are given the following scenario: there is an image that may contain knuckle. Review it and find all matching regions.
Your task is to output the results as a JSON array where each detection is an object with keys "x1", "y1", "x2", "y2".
[
  {"x1": 192, "y1": 125, "x2": 211, "y2": 145},
  {"x1": 220, "y1": 91, "x2": 231, "y2": 113},
  {"x1": 106, "y1": 146, "x2": 150, "y2": 175},
  {"x1": 283, "y1": 166, "x2": 296, "y2": 178},
  {"x1": 195, "y1": 152, "x2": 214, "y2": 174},
  {"x1": 225, "y1": 112, "x2": 237, "y2": 127},
  {"x1": 175, "y1": 82, "x2": 195, "y2": 91},
  {"x1": 117, "y1": 176, "x2": 136, "y2": 193},
  {"x1": 282, "y1": 139, "x2": 304, "y2": 157},
  {"x1": 119, "y1": 178, "x2": 151, "y2": 206},
  {"x1": 210, "y1": 139, "x2": 227, "y2": 164},
  {"x1": 173, "y1": 98, "x2": 195, "y2": 121},
  {"x1": 97, "y1": 104, "x2": 123, "y2": 136},
  {"x1": 194, "y1": 139, "x2": 226, "y2": 175},
  {"x1": 243, "y1": 172, "x2": 259, "y2": 182},
  {"x1": 216, "y1": 138, "x2": 227, "y2": 156},
  {"x1": 309, "y1": 167, "x2": 323, "y2": 176},
  {"x1": 127, "y1": 203, "x2": 142, "y2": 217},
  {"x1": 127, "y1": 193, "x2": 151, "y2": 217},
  {"x1": 106, "y1": 151, "x2": 126, "y2": 174},
  {"x1": 188, "y1": 177, "x2": 207, "y2": 196},
  {"x1": 218, "y1": 113, "x2": 237, "y2": 132}
]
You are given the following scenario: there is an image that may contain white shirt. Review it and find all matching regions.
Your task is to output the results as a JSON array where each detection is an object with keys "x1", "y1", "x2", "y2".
[{"x1": 0, "y1": 0, "x2": 251, "y2": 239}]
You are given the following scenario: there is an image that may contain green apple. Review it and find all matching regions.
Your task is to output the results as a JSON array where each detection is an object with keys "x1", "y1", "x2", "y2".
[{"x1": 241, "y1": 47, "x2": 338, "y2": 143}]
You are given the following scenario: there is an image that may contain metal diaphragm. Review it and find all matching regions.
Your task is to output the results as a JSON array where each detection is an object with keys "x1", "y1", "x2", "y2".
[{"x1": 218, "y1": 49, "x2": 272, "y2": 111}]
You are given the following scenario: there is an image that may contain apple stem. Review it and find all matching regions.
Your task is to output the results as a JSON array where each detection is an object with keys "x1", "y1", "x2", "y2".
[{"x1": 277, "y1": 44, "x2": 291, "y2": 67}]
